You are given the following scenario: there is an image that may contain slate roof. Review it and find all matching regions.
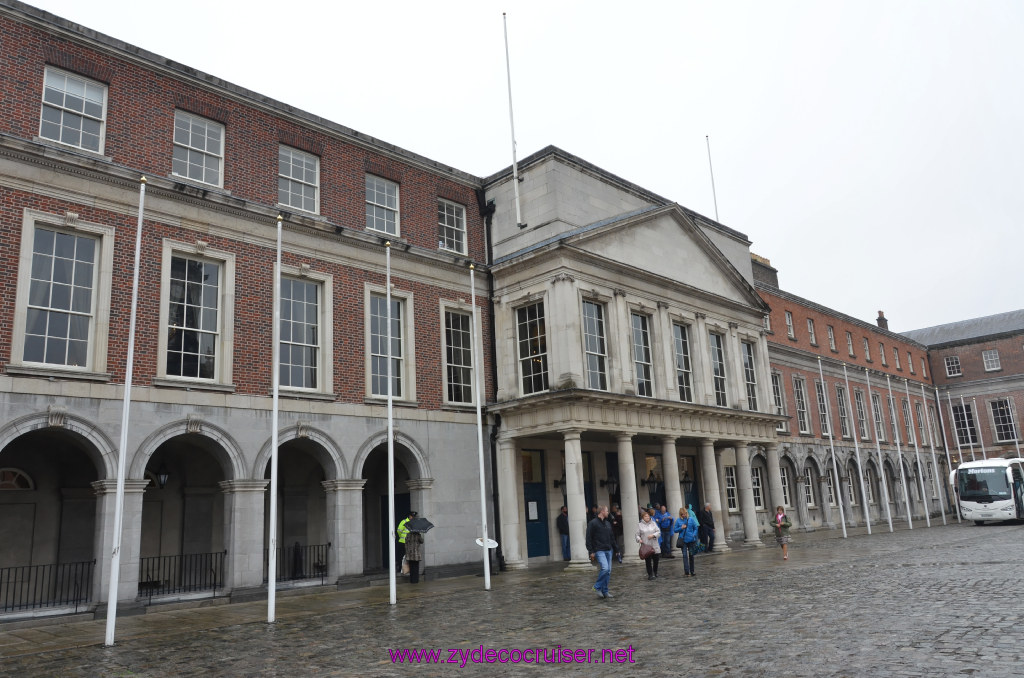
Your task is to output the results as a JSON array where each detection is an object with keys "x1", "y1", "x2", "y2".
[{"x1": 902, "y1": 309, "x2": 1024, "y2": 346}]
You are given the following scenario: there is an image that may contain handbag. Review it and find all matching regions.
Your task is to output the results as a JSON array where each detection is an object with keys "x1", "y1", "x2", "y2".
[
  {"x1": 675, "y1": 535, "x2": 685, "y2": 549},
  {"x1": 401, "y1": 556, "x2": 410, "y2": 574},
  {"x1": 638, "y1": 543, "x2": 655, "y2": 560}
]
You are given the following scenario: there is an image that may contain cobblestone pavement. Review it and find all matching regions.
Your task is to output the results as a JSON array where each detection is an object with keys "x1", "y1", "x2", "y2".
[{"x1": 1, "y1": 520, "x2": 1022, "y2": 677}]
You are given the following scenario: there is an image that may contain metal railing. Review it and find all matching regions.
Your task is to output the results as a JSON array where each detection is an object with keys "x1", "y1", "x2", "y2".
[
  {"x1": 264, "y1": 542, "x2": 331, "y2": 585},
  {"x1": 0, "y1": 560, "x2": 95, "y2": 613},
  {"x1": 138, "y1": 551, "x2": 226, "y2": 602}
]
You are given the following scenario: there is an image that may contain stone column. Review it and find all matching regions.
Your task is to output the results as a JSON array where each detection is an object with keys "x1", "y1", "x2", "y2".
[
  {"x1": 616, "y1": 433, "x2": 640, "y2": 528},
  {"x1": 563, "y1": 429, "x2": 590, "y2": 567},
  {"x1": 765, "y1": 444, "x2": 785, "y2": 517},
  {"x1": 322, "y1": 479, "x2": 365, "y2": 578},
  {"x1": 817, "y1": 475, "x2": 835, "y2": 527},
  {"x1": 548, "y1": 273, "x2": 583, "y2": 390},
  {"x1": 405, "y1": 478, "x2": 435, "y2": 567},
  {"x1": 92, "y1": 479, "x2": 150, "y2": 605},
  {"x1": 219, "y1": 479, "x2": 270, "y2": 591},
  {"x1": 734, "y1": 443, "x2": 763, "y2": 546},
  {"x1": 699, "y1": 438, "x2": 730, "y2": 552},
  {"x1": 715, "y1": 448, "x2": 732, "y2": 544},
  {"x1": 496, "y1": 437, "x2": 526, "y2": 569},
  {"x1": 693, "y1": 313, "x2": 714, "y2": 405},
  {"x1": 613, "y1": 289, "x2": 636, "y2": 395},
  {"x1": 661, "y1": 436, "x2": 683, "y2": 513}
]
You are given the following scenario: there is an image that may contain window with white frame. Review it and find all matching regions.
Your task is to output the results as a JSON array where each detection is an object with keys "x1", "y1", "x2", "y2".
[
  {"x1": 40, "y1": 68, "x2": 107, "y2": 153},
  {"x1": 785, "y1": 311, "x2": 795, "y2": 338},
  {"x1": 887, "y1": 394, "x2": 900, "y2": 444},
  {"x1": 672, "y1": 322, "x2": 693, "y2": 402},
  {"x1": 793, "y1": 377, "x2": 810, "y2": 434},
  {"x1": 880, "y1": 342, "x2": 887, "y2": 366},
  {"x1": 915, "y1": 402, "x2": 927, "y2": 445},
  {"x1": 982, "y1": 349, "x2": 1001, "y2": 372},
  {"x1": 921, "y1": 358, "x2": 927, "y2": 378},
  {"x1": 990, "y1": 398, "x2": 1018, "y2": 442},
  {"x1": 803, "y1": 468, "x2": 815, "y2": 507},
  {"x1": 278, "y1": 146, "x2": 319, "y2": 213},
  {"x1": 771, "y1": 372, "x2": 786, "y2": 431},
  {"x1": 0, "y1": 468, "x2": 34, "y2": 490},
  {"x1": 780, "y1": 466, "x2": 791, "y2": 507},
  {"x1": 369, "y1": 292, "x2": 405, "y2": 398},
  {"x1": 631, "y1": 312, "x2": 654, "y2": 397},
  {"x1": 827, "y1": 325, "x2": 836, "y2": 351},
  {"x1": 951, "y1": 403, "x2": 978, "y2": 446},
  {"x1": 944, "y1": 356, "x2": 961, "y2": 377},
  {"x1": 172, "y1": 110, "x2": 223, "y2": 186},
  {"x1": 909, "y1": 352, "x2": 915, "y2": 374},
  {"x1": 725, "y1": 466, "x2": 737, "y2": 510},
  {"x1": 742, "y1": 341, "x2": 758, "y2": 410},
  {"x1": 280, "y1": 277, "x2": 320, "y2": 389},
  {"x1": 438, "y1": 199, "x2": 466, "y2": 254},
  {"x1": 444, "y1": 309, "x2": 473, "y2": 404},
  {"x1": 863, "y1": 338, "x2": 871, "y2": 361},
  {"x1": 871, "y1": 393, "x2": 886, "y2": 442},
  {"x1": 865, "y1": 469, "x2": 875, "y2": 504},
  {"x1": 582, "y1": 301, "x2": 608, "y2": 391},
  {"x1": 826, "y1": 470, "x2": 837, "y2": 506},
  {"x1": 365, "y1": 175, "x2": 399, "y2": 235},
  {"x1": 709, "y1": 332, "x2": 728, "y2": 407},
  {"x1": 836, "y1": 384, "x2": 851, "y2": 438},
  {"x1": 893, "y1": 347, "x2": 901, "y2": 370},
  {"x1": 764, "y1": 314, "x2": 772, "y2": 333},
  {"x1": 929, "y1": 404, "x2": 941, "y2": 445},
  {"x1": 855, "y1": 389, "x2": 870, "y2": 440},
  {"x1": 807, "y1": 319, "x2": 817, "y2": 345},
  {"x1": 901, "y1": 398, "x2": 914, "y2": 444},
  {"x1": 815, "y1": 381, "x2": 831, "y2": 436},
  {"x1": 516, "y1": 301, "x2": 549, "y2": 395},
  {"x1": 751, "y1": 466, "x2": 764, "y2": 509},
  {"x1": 846, "y1": 331, "x2": 855, "y2": 356},
  {"x1": 847, "y1": 467, "x2": 857, "y2": 505}
]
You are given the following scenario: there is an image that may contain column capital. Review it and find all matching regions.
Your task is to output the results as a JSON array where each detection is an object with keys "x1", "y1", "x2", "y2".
[
  {"x1": 218, "y1": 479, "x2": 270, "y2": 493},
  {"x1": 405, "y1": 477, "x2": 434, "y2": 491},
  {"x1": 559, "y1": 428, "x2": 584, "y2": 442},
  {"x1": 616, "y1": 431, "x2": 635, "y2": 443},
  {"x1": 322, "y1": 478, "x2": 366, "y2": 492},
  {"x1": 91, "y1": 479, "x2": 150, "y2": 495}
]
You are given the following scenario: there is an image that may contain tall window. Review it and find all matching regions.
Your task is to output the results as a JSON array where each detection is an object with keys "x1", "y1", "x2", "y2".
[
  {"x1": 864, "y1": 469, "x2": 875, "y2": 504},
  {"x1": 982, "y1": 349, "x2": 1001, "y2": 372},
  {"x1": 278, "y1": 146, "x2": 319, "y2": 213},
  {"x1": 172, "y1": 110, "x2": 223, "y2": 186},
  {"x1": 854, "y1": 389, "x2": 870, "y2": 440},
  {"x1": 366, "y1": 175, "x2": 399, "y2": 235},
  {"x1": 751, "y1": 467, "x2": 765, "y2": 509},
  {"x1": 764, "y1": 314, "x2": 772, "y2": 333},
  {"x1": 807, "y1": 319, "x2": 817, "y2": 345},
  {"x1": 709, "y1": 332, "x2": 728, "y2": 407},
  {"x1": 780, "y1": 466, "x2": 791, "y2": 507},
  {"x1": 793, "y1": 378, "x2": 810, "y2": 434},
  {"x1": 944, "y1": 356, "x2": 961, "y2": 377},
  {"x1": 929, "y1": 405, "x2": 941, "y2": 445},
  {"x1": 771, "y1": 373, "x2": 786, "y2": 431},
  {"x1": 40, "y1": 68, "x2": 106, "y2": 153},
  {"x1": 280, "y1": 278, "x2": 319, "y2": 389},
  {"x1": 951, "y1": 403, "x2": 978, "y2": 446},
  {"x1": 370, "y1": 294, "x2": 404, "y2": 397},
  {"x1": 871, "y1": 393, "x2": 886, "y2": 442},
  {"x1": 631, "y1": 313, "x2": 654, "y2": 397},
  {"x1": 785, "y1": 311, "x2": 795, "y2": 338},
  {"x1": 166, "y1": 256, "x2": 220, "y2": 379},
  {"x1": 516, "y1": 302, "x2": 549, "y2": 395},
  {"x1": 835, "y1": 384, "x2": 851, "y2": 438},
  {"x1": 24, "y1": 227, "x2": 97, "y2": 367},
  {"x1": 827, "y1": 325, "x2": 836, "y2": 351},
  {"x1": 741, "y1": 341, "x2": 758, "y2": 410},
  {"x1": 990, "y1": 399, "x2": 1018, "y2": 442},
  {"x1": 815, "y1": 381, "x2": 830, "y2": 436},
  {"x1": 803, "y1": 468, "x2": 815, "y2": 507},
  {"x1": 893, "y1": 347, "x2": 901, "y2": 370},
  {"x1": 438, "y1": 199, "x2": 466, "y2": 254},
  {"x1": 826, "y1": 470, "x2": 837, "y2": 506},
  {"x1": 863, "y1": 338, "x2": 871, "y2": 361},
  {"x1": 886, "y1": 395, "x2": 900, "y2": 444},
  {"x1": 901, "y1": 399, "x2": 914, "y2": 444},
  {"x1": 908, "y1": 352, "x2": 915, "y2": 374},
  {"x1": 725, "y1": 466, "x2": 737, "y2": 510},
  {"x1": 672, "y1": 323, "x2": 693, "y2": 402},
  {"x1": 847, "y1": 467, "x2": 857, "y2": 506},
  {"x1": 444, "y1": 310, "x2": 473, "y2": 403},
  {"x1": 880, "y1": 343, "x2": 887, "y2": 366},
  {"x1": 921, "y1": 358, "x2": 928, "y2": 378},
  {"x1": 846, "y1": 331, "x2": 855, "y2": 356},
  {"x1": 582, "y1": 301, "x2": 608, "y2": 391},
  {"x1": 915, "y1": 402, "x2": 927, "y2": 445}
]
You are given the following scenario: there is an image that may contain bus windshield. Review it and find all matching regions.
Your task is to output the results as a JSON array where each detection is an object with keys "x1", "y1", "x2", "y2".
[{"x1": 957, "y1": 467, "x2": 1011, "y2": 502}]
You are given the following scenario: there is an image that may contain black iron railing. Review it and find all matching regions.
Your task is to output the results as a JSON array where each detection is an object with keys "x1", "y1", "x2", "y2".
[
  {"x1": 0, "y1": 560, "x2": 95, "y2": 613},
  {"x1": 138, "y1": 551, "x2": 226, "y2": 601},
  {"x1": 264, "y1": 542, "x2": 331, "y2": 585}
]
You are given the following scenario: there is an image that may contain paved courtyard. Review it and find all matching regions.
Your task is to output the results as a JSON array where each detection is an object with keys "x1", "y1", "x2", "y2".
[{"x1": 1, "y1": 519, "x2": 1021, "y2": 677}]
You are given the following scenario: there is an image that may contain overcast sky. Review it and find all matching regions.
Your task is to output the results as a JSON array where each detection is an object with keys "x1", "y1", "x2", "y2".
[{"x1": 29, "y1": 0, "x2": 1024, "y2": 333}]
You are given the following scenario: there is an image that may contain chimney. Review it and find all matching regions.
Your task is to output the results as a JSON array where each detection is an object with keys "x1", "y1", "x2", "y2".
[{"x1": 876, "y1": 311, "x2": 888, "y2": 330}]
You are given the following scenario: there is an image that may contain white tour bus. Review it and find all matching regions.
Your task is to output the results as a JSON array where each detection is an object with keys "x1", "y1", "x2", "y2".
[{"x1": 950, "y1": 458, "x2": 1024, "y2": 524}]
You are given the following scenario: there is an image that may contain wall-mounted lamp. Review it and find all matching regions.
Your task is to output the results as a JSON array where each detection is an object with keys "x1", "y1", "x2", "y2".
[
  {"x1": 599, "y1": 476, "x2": 619, "y2": 496},
  {"x1": 157, "y1": 463, "x2": 169, "y2": 490}
]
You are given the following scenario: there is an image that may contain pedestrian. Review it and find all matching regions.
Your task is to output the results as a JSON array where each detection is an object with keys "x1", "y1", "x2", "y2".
[
  {"x1": 405, "y1": 529, "x2": 424, "y2": 583},
  {"x1": 396, "y1": 510, "x2": 416, "y2": 575},
  {"x1": 611, "y1": 505, "x2": 625, "y2": 563},
  {"x1": 556, "y1": 505, "x2": 570, "y2": 561},
  {"x1": 586, "y1": 505, "x2": 615, "y2": 599},
  {"x1": 635, "y1": 510, "x2": 661, "y2": 581},
  {"x1": 655, "y1": 504, "x2": 674, "y2": 558},
  {"x1": 697, "y1": 502, "x2": 716, "y2": 553},
  {"x1": 673, "y1": 507, "x2": 700, "y2": 577},
  {"x1": 774, "y1": 505, "x2": 792, "y2": 560}
]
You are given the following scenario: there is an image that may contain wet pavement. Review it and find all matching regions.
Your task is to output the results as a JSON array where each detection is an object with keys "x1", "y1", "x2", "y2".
[{"x1": 1, "y1": 518, "x2": 1021, "y2": 677}]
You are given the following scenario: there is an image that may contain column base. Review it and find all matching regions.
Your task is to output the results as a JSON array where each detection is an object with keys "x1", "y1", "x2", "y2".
[
  {"x1": 705, "y1": 543, "x2": 731, "y2": 554},
  {"x1": 743, "y1": 538, "x2": 766, "y2": 547},
  {"x1": 502, "y1": 558, "x2": 528, "y2": 571},
  {"x1": 565, "y1": 558, "x2": 594, "y2": 570}
]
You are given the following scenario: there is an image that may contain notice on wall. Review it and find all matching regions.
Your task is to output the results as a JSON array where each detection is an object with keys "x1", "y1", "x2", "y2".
[{"x1": 527, "y1": 501, "x2": 539, "y2": 521}]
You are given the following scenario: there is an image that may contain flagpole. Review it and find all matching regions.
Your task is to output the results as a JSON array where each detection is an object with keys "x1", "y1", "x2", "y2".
[
  {"x1": 904, "y1": 379, "x2": 930, "y2": 527},
  {"x1": 886, "y1": 375, "x2": 913, "y2": 528},
  {"x1": 268, "y1": 214, "x2": 282, "y2": 623},
  {"x1": 863, "y1": 369, "x2": 893, "y2": 532},
  {"x1": 705, "y1": 135, "x2": 720, "y2": 222},
  {"x1": 470, "y1": 265, "x2": 491, "y2": 589},
  {"x1": 386, "y1": 241, "x2": 396, "y2": 606},
  {"x1": 105, "y1": 176, "x2": 147, "y2": 646},
  {"x1": 972, "y1": 397, "x2": 988, "y2": 460},
  {"x1": 920, "y1": 383, "x2": 947, "y2": 525},
  {"x1": 960, "y1": 395, "x2": 977, "y2": 461},
  {"x1": 820, "y1": 358, "x2": 845, "y2": 537},
  {"x1": 935, "y1": 388, "x2": 961, "y2": 523},
  {"x1": 502, "y1": 13, "x2": 526, "y2": 229}
]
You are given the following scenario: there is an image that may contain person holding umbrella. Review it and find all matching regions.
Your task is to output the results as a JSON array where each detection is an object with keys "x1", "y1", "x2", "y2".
[{"x1": 404, "y1": 514, "x2": 434, "y2": 584}]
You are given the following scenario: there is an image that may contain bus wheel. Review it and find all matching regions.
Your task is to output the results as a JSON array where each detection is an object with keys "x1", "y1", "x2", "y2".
[{"x1": 974, "y1": 520, "x2": 985, "y2": 526}]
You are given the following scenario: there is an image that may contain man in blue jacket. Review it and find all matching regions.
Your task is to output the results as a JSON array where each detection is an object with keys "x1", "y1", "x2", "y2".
[{"x1": 655, "y1": 504, "x2": 674, "y2": 558}]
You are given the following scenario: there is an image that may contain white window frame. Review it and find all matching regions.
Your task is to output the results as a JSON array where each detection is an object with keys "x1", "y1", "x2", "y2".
[
  {"x1": 815, "y1": 380, "x2": 831, "y2": 436},
  {"x1": 880, "y1": 342, "x2": 888, "y2": 366},
  {"x1": 10, "y1": 209, "x2": 114, "y2": 376},
  {"x1": 438, "y1": 198, "x2": 467, "y2": 255},
  {"x1": 901, "y1": 398, "x2": 915, "y2": 445},
  {"x1": 847, "y1": 467, "x2": 858, "y2": 506},
  {"x1": 780, "y1": 466, "x2": 791, "y2": 507},
  {"x1": 631, "y1": 312, "x2": 654, "y2": 397},
  {"x1": 39, "y1": 67, "x2": 108, "y2": 154},
  {"x1": 441, "y1": 302, "x2": 477, "y2": 405},
  {"x1": 836, "y1": 384, "x2": 851, "y2": 438},
  {"x1": 365, "y1": 284, "x2": 416, "y2": 401},
  {"x1": 893, "y1": 347, "x2": 901, "y2": 370},
  {"x1": 886, "y1": 394, "x2": 900, "y2": 444},
  {"x1": 751, "y1": 466, "x2": 765, "y2": 509},
  {"x1": 785, "y1": 311, "x2": 795, "y2": 339},
  {"x1": 155, "y1": 240, "x2": 236, "y2": 385},
  {"x1": 764, "y1": 314, "x2": 772, "y2": 333},
  {"x1": 990, "y1": 398, "x2": 1018, "y2": 443},
  {"x1": 672, "y1": 322, "x2": 693, "y2": 402},
  {"x1": 803, "y1": 468, "x2": 815, "y2": 507},
  {"x1": 516, "y1": 300, "x2": 549, "y2": 395},
  {"x1": 793, "y1": 377, "x2": 811, "y2": 434},
  {"x1": 945, "y1": 356, "x2": 962, "y2": 377},
  {"x1": 278, "y1": 145, "x2": 320, "y2": 214},
  {"x1": 921, "y1": 358, "x2": 927, "y2": 378},
  {"x1": 982, "y1": 349, "x2": 1001, "y2": 372},
  {"x1": 871, "y1": 393, "x2": 886, "y2": 442},
  {"x1": 741, "y1": 341, "x2": 758, "y2": 411},
  {"x1": 582, "y1": 300, "x2": 608, "y2": 391},
  {"x1": 865, "y1": 468, "x2": 875, "y2": 504},
  {"x1": 826, "y1": 470, "x2": 837, "y2": 506},
  {"x1": 279, "y1": 267, "x2": 333, "y2": 394},
  {"x1": 863, "y1": 338, "x2": 871, "y2": 361},
  {"x1": 365, "y1": 174, "x2": 400, "y2": 235},
  {"x1": 951, "y1": 403, "x2": 978, "y2": 446},
  {"x1": 172, "y1": 110, "x2": 224, "y2": 187},
  {"x1": 827, "y1": 325, "x2": 836, "y2": 351},
  {"x1": 855, "y1": 388, "x2": 870, "y2": 440},
  {"x1": 709, "y1": 331, "x2": 728, "y2": 407},
  {"x1": 909, "y1": 352, "x2": 915, "y2": 374},
  {"x1": 725, "y1": 466, "x2": 738, "y2": 511},
  {"x1": 915, "y1": 402, "x2": 927, "y2": 445},
  {"x1": 846, "y1": 331, "x2": 855, "y2": 356},
  {"x1": 771, "y1": 372, "x2": 787, "y2": 431},
  {"x1": 807, "y1": 318, "x2": 817, "y2": 345}
]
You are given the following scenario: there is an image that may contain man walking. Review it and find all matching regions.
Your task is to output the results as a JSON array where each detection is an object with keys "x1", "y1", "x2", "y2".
[
  {"x1": 586, "y1": 505, "x2": 615, "y2": 599},
  {"x1": 697, "y1": 502, "x2": 716, "y2": 553},
  {"x1": 556, "y1": 505, "x2": 570, "y2": 561}
]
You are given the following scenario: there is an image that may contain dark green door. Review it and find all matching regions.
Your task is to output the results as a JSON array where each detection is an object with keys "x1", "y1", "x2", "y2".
[{"x1": 522, "y1": 450, "x2": 549, "y2": 558}]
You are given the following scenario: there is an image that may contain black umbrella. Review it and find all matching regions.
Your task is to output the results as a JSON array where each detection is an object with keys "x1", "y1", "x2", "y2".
[{"x1": 406, "y1": 517, "x2": 434, "y2": 533}]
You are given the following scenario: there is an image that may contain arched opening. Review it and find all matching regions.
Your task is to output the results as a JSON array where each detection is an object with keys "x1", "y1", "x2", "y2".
[{"x1": 361, "y1": 442, "x2": 419, "y2": 574}]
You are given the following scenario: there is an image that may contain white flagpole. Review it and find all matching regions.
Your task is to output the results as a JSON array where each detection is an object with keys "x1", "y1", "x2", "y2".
[
  {"x1": 105, "y1": 176, "x2": 147, "y2": 646},
  {"x1": 920, "y1": 383, "x2": 947, "y2": 525},
  {"x1": 386, "y1": 241, "x2": 396, "y2": 606},
  {"x1": 886, "y1": 375, "x2": 913, "y2": 528},
  {"x1": 972, "y1": 397, "x2": 988, "y2": 460},
  {"x1": 268, "y1": 214, "x2": 282, "y2": 623},
  {"x1": 863, "y1": 369, "x2": 893, "y2": 532},
  {"x1": 960, "y1": 395, "x2": 977, "y2": 461},
  {"x1": 502, "y1": 13, "x2": 526, "y2": 229},
  {"x1": 829, "y1": 359, "x2": 869, "y2": 533},
  {"x1": 470, "y1": 266, "x2": 491, "y2": 589},
  {"x1": 904, "y1": 379, "x2": 930, "y2": 527},
  {"x1": 820, "y1": 357, "x2": 846, "y2": 537},
  {"x1": 705, "y1": 135, "x2": 720, "y2": 222},
  {"x1": 935, "y1": 388, "x2": 961, "y2": 523}
]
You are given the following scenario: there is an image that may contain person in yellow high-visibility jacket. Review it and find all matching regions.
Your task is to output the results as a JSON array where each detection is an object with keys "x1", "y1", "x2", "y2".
[{"x1": 396, "y1": 510, "x2": 417, "y2": 574}]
